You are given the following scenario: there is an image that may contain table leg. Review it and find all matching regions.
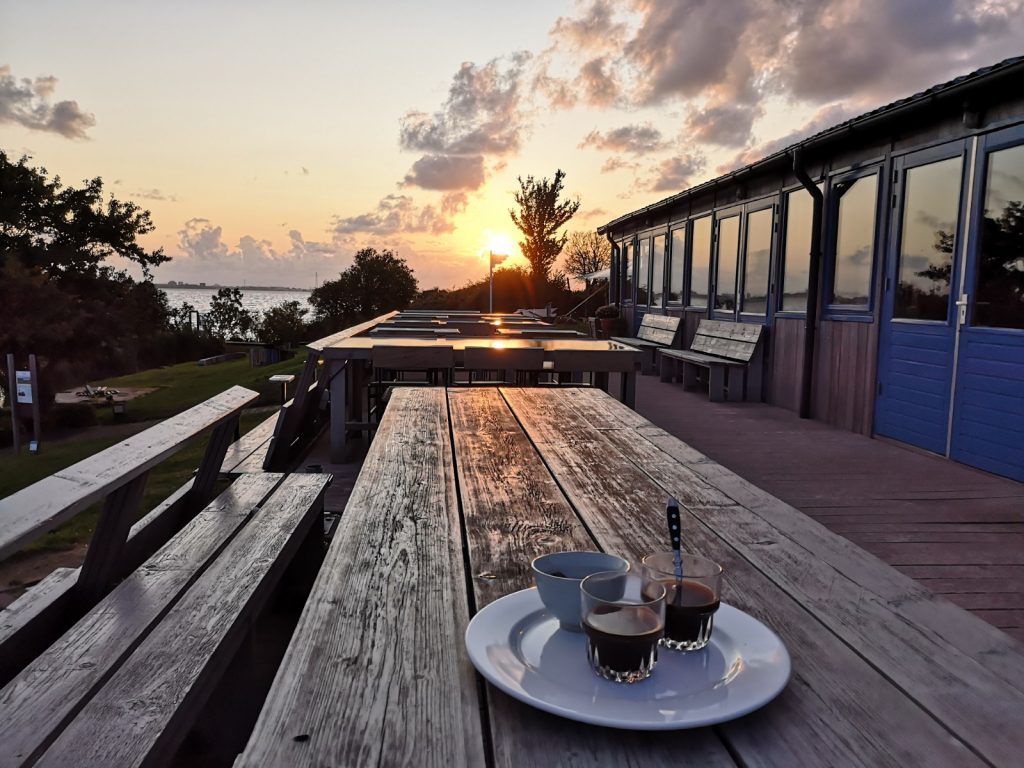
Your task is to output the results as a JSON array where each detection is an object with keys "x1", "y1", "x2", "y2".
[
  {"x1": 329, "y1": 360, "x2": 348, "y2": 463},
  {"x1": 622, "y1": 370, "x2": 637, "y2": 409},
  {"x1": 594, "y1": 371, "x2": 609, "y2": 392}
]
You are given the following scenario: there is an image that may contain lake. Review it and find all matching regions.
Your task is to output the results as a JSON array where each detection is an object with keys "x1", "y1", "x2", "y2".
[{"x1": 161, "y1": 287, "x2": 314, "y2": 315}]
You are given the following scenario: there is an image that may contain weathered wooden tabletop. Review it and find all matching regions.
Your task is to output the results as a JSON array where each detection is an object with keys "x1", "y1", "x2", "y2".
[{"x1": 239, "y1": 387, "x2": 1024, "y2": 768}]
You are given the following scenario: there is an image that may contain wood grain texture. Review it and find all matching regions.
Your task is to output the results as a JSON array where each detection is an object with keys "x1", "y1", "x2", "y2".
[
  {"x1": 220, "y1": 412, "x2": 279, "y2": 474},
  {"x1": 34, "y1": 473, "x2": 328, "y2": 768},
  {"x1": 812, "y1": 319, "x2": 878, "y2": 435},
  {"x1": 306, "y1": 311, "x2": 399, "y2": 352},
  {"x1": 0, "y1": 568, "x2": 78, "y2": 687},
  {"x1": 0, "y1": 386, "x2": 257, "y2": 560},
  {"x1": 767, "y1": 316, "x2": 805, "y2": 412},
  {"x1": 566, "y1": 387, "x2": 1024, "y2": 766},
  {"x1": 501, "y1": 388, "x2": 987, "y2": 768},
  {"x1": 238, "y1": 388, "x2": 485, "y2": 768},
  {"x1": 0, "y1": 473, "x2": 285, "y2": 768},
  {"x1": 448, "y1": 387, "x2": 737, "y2": 768}
]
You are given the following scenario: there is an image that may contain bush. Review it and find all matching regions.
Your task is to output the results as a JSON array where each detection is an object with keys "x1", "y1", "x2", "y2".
[
  {"x1": 595, "y1": 304, "x2": 619, "y2": 319},
  {"x1": 49, "y1": 402, "x2": 99, "y2": 430}
]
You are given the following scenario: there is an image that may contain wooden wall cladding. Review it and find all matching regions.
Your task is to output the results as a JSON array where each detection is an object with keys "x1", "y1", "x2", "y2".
[{"x1": 812, "y1": 320, "x2": 879, "y2": 436}]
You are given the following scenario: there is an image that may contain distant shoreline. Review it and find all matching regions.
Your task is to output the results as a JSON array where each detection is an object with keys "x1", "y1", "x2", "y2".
[{"x1": 156, "y1": 283, "x2": 311, "y2": 292}]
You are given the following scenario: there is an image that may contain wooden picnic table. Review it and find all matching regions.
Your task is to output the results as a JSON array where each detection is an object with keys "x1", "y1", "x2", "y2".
[
  {"x1": 319, "y1": 338, "x2": 641, "y2": 461},
  {"x1": 238, "y1": 387, "x2": 1024, "y2": 767}
]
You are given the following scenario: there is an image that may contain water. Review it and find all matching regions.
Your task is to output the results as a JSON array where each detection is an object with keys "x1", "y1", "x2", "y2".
[{"x1": 161, "y1": 287, "x2": 313, "y2": 315}]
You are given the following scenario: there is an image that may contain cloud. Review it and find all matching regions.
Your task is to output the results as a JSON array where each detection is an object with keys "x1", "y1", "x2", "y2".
[
  {"x1": 133, "y1": 188, "x2": 178, "y2": 202},
  {"x1": 0, "y1": 65, "x2": 95, "y2": 139},
  {"x1": 645, "y1": 153, "x2": 707, "y2": 192},
  {"x1": 403, "y1": 154, "x2": 486, "y2": 191},
  {"x1": 577, "y1": 57, "x2": 620, "y2": 108},
  {"x1": 601, "y1": 157, "x2": 640, "y2": 174},
  {"x1": 580, "y1": 123, "x2": 667, "y2": 154},
  {"x1": 332, "y1": 193, "x2": 466, "y2": 237},
  {"x1": 550, "y1": 1, "x2": 625, "y2": 52},
  {"x1": 577, "y1": 207, "x2": 610, "y2": 220},
  {"x1": 178, "y1": 218, "x2": 229, "y2": 262},
  {"x1": 684, "y1": 102, "x2": 763, "y2": 148}
]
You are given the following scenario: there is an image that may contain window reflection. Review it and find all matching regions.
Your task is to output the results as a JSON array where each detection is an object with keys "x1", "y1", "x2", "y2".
[
  {"x1": 669, "y1": 227, "x2": 685, "y2": 303},
  {"x1": 781, "y1": 188, "x2": 817, "y2": 311},
  {"x1": 715, "y1": 216, "x2": 740, "y2": 311},
  {"x1": 636, "y1": 238, "x2": 651, "y2": 305},
  {"x1": 651, "y1": 234, "x2": 666, "y2": 306},
  {"x1": 742, "y1": 208, "x2": 773, "y2": 314},
  {"x1": 831, "y1": 174, "x2": 878, "y2": 306},
  {"x1": 689, "y1": 217, "x2": 711, "y2": 308},
  {"x1": 894, "y1": 157, "x2": 962, "y2": 321},
  {"x1": 622, "y1": 242, "x2": 632, "y2": 303},
  {"x1": 974, "y1": 143, "x2": 1024, "y2": 329}
]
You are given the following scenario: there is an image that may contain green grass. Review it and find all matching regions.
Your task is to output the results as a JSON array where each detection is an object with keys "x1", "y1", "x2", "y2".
[{"x1": 96, "y1": 355, "x2": 305, "y2": 422}]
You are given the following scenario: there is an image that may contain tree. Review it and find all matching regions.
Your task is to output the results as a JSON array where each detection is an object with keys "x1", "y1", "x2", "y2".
[
  {"x1": 310, "y1": 247, "x2": 418, "y2": 326},
  {"x1": 259, "y1": 300, "x2": 308, "y2": 346},
  {"x1": 562, "y1": 230, "x2": 611, "y2": 283},
  {"x1": 206, "y1": 287, "x2": 256, "y2": 340},
  {"x1": 509, "y1": 169, "x2": 580, "y2": 291}
]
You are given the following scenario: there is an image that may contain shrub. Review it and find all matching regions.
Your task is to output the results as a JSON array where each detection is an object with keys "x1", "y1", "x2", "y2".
[
  {"x1": 595, "y1": 304, "x2": 619, "y2": 319},
  {"x1": 50, "y1": 402, "x2": 99, "y2": 430}
]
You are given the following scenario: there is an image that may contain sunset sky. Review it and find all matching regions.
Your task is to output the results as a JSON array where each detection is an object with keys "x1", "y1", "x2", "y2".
[{"x1": 2, "y1": 0, "x2": 1022, "y2": 290}]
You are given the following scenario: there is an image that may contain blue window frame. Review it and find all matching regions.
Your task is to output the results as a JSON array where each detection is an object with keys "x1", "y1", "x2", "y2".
[{"x1": 825, "y1": 166, "x2": 883, "y2": 317}]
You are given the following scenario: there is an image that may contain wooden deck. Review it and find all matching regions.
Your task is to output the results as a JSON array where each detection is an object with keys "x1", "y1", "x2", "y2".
[{"x1": 628, "y1": 376, "x2": 1024, "y2": 641}]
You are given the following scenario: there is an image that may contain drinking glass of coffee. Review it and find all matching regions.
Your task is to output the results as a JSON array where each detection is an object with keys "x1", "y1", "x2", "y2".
[
  {"x1": 580, "y1": 571, "x2": 666, "y2": 683},
  {"x1": 642, "y1": 553, "x2": 722, "y2": 651}
]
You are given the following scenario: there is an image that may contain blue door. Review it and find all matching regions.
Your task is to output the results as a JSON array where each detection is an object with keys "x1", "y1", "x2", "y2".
[
  {"x1": 875, "y1": 145, "x2": 968, "y2": 454},
  {"x1": 950, "y1": 127, "x2": 1024, "y2": 482}
]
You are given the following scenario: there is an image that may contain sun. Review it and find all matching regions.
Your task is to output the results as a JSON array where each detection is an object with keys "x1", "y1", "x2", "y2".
[{"x1": 480, "y1": 230, "x2": 517, "y2": 260}]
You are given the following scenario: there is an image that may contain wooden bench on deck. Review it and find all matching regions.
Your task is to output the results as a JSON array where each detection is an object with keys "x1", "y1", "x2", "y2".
[
  {"x1": 610, "y1": 313, "x2": 681, "y2": 375},
  {"x1": 659, "y1": 319, "x2": 764, "y2": 402},
  {"x1": 0, "y1": 388, "x2": 331, "y2": 767}
]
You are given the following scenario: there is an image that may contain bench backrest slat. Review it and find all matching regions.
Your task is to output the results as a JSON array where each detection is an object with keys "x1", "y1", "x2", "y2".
[
  {"x1": 463, "y1": 346, "x2": 544, "y2": 372},
  {"x1": 690, "y1": 319, "x2": 764, "y2": 362},
  {"x1": 636, "y1": 314, "x2": 681, "y2": 346},
  {"x1": 0, "y1": 385, "x2": 258, "y2": 561},
  {"x1": 373, "y1": 345, "x2": 455, "y2": 371}
]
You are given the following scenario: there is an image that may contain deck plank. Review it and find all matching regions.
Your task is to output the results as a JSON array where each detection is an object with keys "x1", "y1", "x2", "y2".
[
  {"x1": 237, "y1": 388, "x2": 485, "y2": 768},
  {"x1": 502, "y1": 387, "x2": 989, "y2": 768},
  {"x1": 220, "y1": 411, "x2": 279, "y2": 475},
  {"x1": 447, "y1": 387, "x2": 735, "y2": 768}
]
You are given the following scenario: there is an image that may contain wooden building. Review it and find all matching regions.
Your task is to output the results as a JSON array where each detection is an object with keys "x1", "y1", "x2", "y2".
[{"x1": 599, "y1": 57, "x2": 1024, "y2": 483}]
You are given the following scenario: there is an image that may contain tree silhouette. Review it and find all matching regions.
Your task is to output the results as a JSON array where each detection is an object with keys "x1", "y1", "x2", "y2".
[
  {"x1": 562, "y1": 230, "x2": 611, "y2": 283},
  {"x1": 310, "y1": 247, "x2": 418, "y2": 326},
  {"x1": 509, "y1": 169, "x2": 580, "y2": 291}
]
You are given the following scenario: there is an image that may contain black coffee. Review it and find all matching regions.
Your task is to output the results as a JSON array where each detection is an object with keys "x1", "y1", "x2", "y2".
[
  {"x1": 583, "y1": 605, "x2": 663, "y2": 676},
  {"x1": 645, "y1": 581, "x2": 719, "y2": 646}
]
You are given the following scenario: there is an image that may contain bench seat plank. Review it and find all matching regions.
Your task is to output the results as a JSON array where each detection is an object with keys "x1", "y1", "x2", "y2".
[
  {"x1": 609, "y1": 336, "x2": 660, "y2": 347},
  {"x1": 547, "y1": 388, "x2": 1024, "y2": 767},
  {"x1": 500, "y1": 388, "x2": 989, "y2": 767},
  {"x1": 448, "y1": 387, "x2": 736, "y2": 768},
  {"x1": 237, "y1": 388, "x2": 485, "y2": 768},
  {"x1": 663, "y1": 349, "x2": 746, "y2": 366},
  {"x1": 220, "y1": 412, "x2": 279, "y2": 475},
  {"x1": 0, "y1": 386, "x2": 258, "y2": 560},
  {"x1": 0, "y1": 473, "x2": 284, "y2": 768},
  {"x1": 33, "y1": 473, "x2": 328, "y2": 768}
]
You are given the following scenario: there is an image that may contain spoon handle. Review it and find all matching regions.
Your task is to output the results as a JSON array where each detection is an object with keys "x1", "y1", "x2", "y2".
[{"x1": 666, "y1": 498, "x2": 683, "y2": 580}]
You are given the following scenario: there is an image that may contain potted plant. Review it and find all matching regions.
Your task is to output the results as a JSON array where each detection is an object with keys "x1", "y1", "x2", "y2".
[{"x1": 595, "y1": 304, "x2": 620, "y2": 338}]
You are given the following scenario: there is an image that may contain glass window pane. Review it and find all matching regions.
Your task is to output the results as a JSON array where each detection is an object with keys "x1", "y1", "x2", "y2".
[
  {"x1": 689, "y1": 217, "x2": 711, "y2": 308},
  {"x1": 651, "y1": 234, "x2": 666, "y2": 306},
  {"x1": 894, "y1": 157, "x2": 962, "y2": 321},
  {"x1": 781, "y1": 188, "x2": 816, "y2": 311},
  {"x1": 715, "y1": 216, "x2": 740, "y2": 311},
  {"x1": 974, "y1": 143, "x2": 1024, "y2": 329},
  {"x1": 622, "y1": 242, "x2": 632, "y2": 303},
  {"x1": 636, "y1": 238, "x2": 651, "y2": 305},
  {"x1": 742, "y1": 208, "x2": 773, "y2": 314},
  {"x1": 831, "y1": 174, "x2": 878, "y2": 306},
  {"x1": 669, "y1": 227, "x2": 685, "y2": 303}
]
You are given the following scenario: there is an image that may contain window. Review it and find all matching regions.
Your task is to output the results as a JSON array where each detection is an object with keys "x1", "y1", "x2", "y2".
[
  {"x1": 741, "y1": 208, "x2": 773, "y2": 314},
  {"x1": 973, "y1": 142, "x2": 1024, "y2": 329},
  {"x1": 830, "y1": 173, "x2": 879, "y2": 307},
  {"x1": 622, "y1": 242, "x2": 632, "y2": 303},
  {"x1": 715, "y1": 216, "x2": 740, "y2": 311},
  {"x1": 636, "y1": 238, "x2": 651, "y2": 305},
  {"x1": 894, "y1": 156, "x2": 963, "y2": 321},
  {"x1": 651, "y1": 234, "x2": 666, "y2": 306},
  {"x1": 668, "y1": 226, "x2": 686, "y2": 303},
  {"x1": 780, "y1": 187, "x2": 817, "y2": 312},
  {"x1": 689, "y1": 217, "x2": 712, "y2": 308}
]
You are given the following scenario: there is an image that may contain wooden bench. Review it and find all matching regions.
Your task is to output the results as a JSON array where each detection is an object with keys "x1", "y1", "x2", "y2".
[
  {"x1": 610, "y1": 313, "x2": 681, "y2": 375},
  {"x1": 659, "y1": 319, "x2": 764, "y2": 402},
  {"x1": 220, "y1": 410, "x2": 280, "y2": 476}
]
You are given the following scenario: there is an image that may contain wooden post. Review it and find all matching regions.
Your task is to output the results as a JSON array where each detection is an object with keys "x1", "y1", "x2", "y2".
[
  {"x1": 6, "y1": 353, "x2": 20, "y2": 454},
  {"x1": 29, "y1": 354, "x2": 41, "y2": 451},
  {"x1": 187, "y1": 415, "x2": 240, "y2": 513},
  {"x1": 329, "y1": 360, "x2": 347, "y2": 463}
]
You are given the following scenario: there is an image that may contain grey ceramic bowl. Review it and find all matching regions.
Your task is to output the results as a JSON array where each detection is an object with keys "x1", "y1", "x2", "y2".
[{"x1": 532, "y1": 551, "x2": 631, "y2": 632}]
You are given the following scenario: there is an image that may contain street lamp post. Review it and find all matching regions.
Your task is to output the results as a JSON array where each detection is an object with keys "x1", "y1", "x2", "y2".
[{"x1": 489, "y1": 251, "x2": 508, "y2": 313}]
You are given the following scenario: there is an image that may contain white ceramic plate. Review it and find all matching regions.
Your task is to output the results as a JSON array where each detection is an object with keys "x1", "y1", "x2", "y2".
[{"x1": 465, "y1": 587, "x2": 790, "y2": 730}]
